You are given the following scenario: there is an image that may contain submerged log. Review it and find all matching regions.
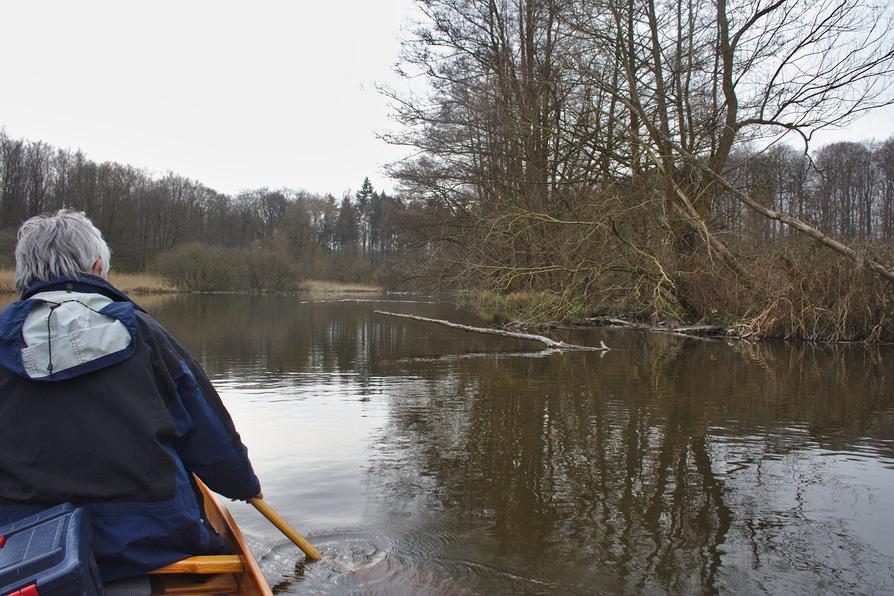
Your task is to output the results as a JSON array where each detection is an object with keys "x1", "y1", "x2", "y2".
[
  {"x1": 375, "y1": 310, "x2": 610, "y2": 351},
  {"x1": 585, "y1": 316, "x2": 727, "y2": 338}
]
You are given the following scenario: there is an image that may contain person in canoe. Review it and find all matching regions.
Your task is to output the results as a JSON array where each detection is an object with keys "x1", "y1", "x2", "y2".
[{"x1": 0, "y1": 209, "x2": 263, "y2": 582}]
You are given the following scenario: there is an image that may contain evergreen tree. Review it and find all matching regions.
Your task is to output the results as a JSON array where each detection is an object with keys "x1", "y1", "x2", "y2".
[
  {"x1": 368, "y1": 190, "x2": 384, "y2": 256},
  {"x1": 355, "y1": 177, "x2": 374, "y2": 253},
  {"x1": 333, "y1": 194, "x2": 359, "y2": 254}
]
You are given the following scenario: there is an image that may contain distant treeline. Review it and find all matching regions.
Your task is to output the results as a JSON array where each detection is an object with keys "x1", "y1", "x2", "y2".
[
  {"x1": 0, "y1": 129, "x2": 428, "y2": 287},
  {"x1": 727, "y1": 142, "x2": 894, "y2": 242}
]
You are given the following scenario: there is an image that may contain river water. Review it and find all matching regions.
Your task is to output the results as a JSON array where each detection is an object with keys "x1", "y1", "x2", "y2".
[{"x1": 141, "y1": 293, "x2": 894, "y2": 594}]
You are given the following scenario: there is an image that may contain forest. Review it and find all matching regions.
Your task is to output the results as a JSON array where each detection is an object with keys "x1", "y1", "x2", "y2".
[
  {"x1": 2, "y1": 0, "x2": 894, "y2": 341},
  {"x1": 0, "y1": 129, "x2": 422, "y2": 289}
]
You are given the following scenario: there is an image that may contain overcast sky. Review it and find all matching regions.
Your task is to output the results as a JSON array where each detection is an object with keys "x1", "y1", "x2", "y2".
[
  {"x1": 0, "y1": 0, "x2": 417, "y2": 196},
  {"x1": 1, "y1": 1, "x2": 892, "y2": 198}
]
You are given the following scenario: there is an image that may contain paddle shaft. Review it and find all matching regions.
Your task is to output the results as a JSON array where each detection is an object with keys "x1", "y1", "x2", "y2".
[{"x1": 249, "y1": 498, "x2": 322, "y2": 560}]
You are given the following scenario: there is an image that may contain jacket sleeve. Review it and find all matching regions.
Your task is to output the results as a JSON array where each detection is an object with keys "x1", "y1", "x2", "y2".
[{"x1": 142, "y1": 314, "x2": 261, "y2": 500}]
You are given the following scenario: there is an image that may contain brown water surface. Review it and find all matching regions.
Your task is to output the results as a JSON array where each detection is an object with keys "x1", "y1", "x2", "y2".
[{"x1": 141, "y1": 294, "x2": 894, "y2": 594}]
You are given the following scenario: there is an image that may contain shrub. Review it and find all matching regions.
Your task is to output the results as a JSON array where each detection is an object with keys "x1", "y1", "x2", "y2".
[
  {"x1": 735, "y1": 240, "x2": 894, "y2": 342},
  {"x1": 152, "y1": 243, "x2": 242, "y2": 291},
  {"x1": 153, "y1": 243, "x2": 304, "y2": 292},
  {"x1": 242, "y1": 248, "x2": 299, "y2": 291}
]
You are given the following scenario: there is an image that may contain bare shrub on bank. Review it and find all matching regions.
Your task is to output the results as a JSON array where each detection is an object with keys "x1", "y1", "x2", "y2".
[
  {"x1": 153, "y1": 244, "x2": 239, "y2": 291},
  {"x1": 735, "y1": 241, "x2": 894, "y2": 342},
  {"x1": 152, "y1": 243, "x2": 300, "y2": 292},
  {"x1": 242, "y1": 247, "x2": 298, "y2": 291}
]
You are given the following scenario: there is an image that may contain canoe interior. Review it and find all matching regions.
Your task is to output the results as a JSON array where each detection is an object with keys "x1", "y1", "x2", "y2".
[{"x1": 146, "y1": 480, "x2": 272, "y2": 595}]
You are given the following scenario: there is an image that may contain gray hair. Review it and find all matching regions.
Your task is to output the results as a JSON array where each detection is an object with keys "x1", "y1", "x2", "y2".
[{"x1": 15, "y1": 210, "x2": 111, "y2": 292}]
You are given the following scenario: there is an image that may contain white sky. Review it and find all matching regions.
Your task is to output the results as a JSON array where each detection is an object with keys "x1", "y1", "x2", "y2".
[
  {"x1": 1, "y1": 1, "x2": 892, "y2": 198},
  {"x1": 0, "y1": 0, "x2": 418, "y2": 196}
]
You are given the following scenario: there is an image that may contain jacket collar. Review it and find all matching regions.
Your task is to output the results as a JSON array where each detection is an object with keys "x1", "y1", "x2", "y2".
[{"x1": 21, "y1": 274, "x2": 145, "y2": 312}]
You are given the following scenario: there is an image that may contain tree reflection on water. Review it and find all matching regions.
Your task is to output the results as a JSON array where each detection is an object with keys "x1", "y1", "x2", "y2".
[{"x1": 366, "y1": 333, "x2": 894, "y2": 593}]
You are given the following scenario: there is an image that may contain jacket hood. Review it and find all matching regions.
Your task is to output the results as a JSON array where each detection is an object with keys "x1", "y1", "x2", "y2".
[{"x1": 0, "y1": 277, "x2": 139, "y2": 381}]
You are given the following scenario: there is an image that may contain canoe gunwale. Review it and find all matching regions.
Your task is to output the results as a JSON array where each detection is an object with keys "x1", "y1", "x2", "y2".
[{"x1": 197, "y1": 478, "x2": 272, "y2": 596}]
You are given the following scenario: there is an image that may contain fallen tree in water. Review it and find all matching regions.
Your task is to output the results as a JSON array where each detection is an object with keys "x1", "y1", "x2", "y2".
[
  {"x1": 374, "y1": 310, "x2": 610, "y2": 352},
  {"x1": 581, "y1": 317, "x2": 727, "y2": 339}
]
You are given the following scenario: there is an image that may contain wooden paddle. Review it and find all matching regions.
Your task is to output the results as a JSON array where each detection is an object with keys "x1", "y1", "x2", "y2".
[
  {"x1": 249, "y1": 496, "x2": 466, "y2": 590},
  {"x1": 249, "y1": 497, "x2": 323, "y2": 560}
]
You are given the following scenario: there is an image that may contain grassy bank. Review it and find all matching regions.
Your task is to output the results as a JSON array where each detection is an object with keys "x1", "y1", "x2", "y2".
[
  {"x1": 0, "y1": 270, "x2": 14, "y2": 293},
  {"x1": 109, "y1": 272, "x2": 177, "y2": 293},
  {"x1": 473, "y1": 288, "x2": 721, "y2": 325},
  {"x1": 472, "y1": 272, "x2": 894, "y2": 344},
  {"x1": 0, "y1": 270, "x2": 177, "y2": 294},
  {"x1": 470, "y1": 290, "x2": 577, "y2": 323},
  {"x1": 0, "y1": 268, "x2": 382, "y2": 296}
]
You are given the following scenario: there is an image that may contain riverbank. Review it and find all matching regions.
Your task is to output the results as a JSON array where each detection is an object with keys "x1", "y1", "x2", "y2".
[
  {"x1": 0, "y1": 269, "x2": 178, "y2": 294},
  {"x1": 0, "y1": 269, "x2": 383, "y2": 296},
  {"x1": 470, "y1": 288, "x2": 894, "y2": 345}
]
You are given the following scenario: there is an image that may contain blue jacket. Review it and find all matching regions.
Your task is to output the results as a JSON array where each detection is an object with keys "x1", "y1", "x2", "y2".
[{"x1": 0, "y1": 275, "x2": 260, "y2": 581}]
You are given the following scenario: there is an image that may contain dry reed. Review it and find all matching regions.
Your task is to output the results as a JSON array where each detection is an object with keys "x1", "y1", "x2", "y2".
[{"x1": 0, "y1": 269, "x2": 176, "y2": 294}]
